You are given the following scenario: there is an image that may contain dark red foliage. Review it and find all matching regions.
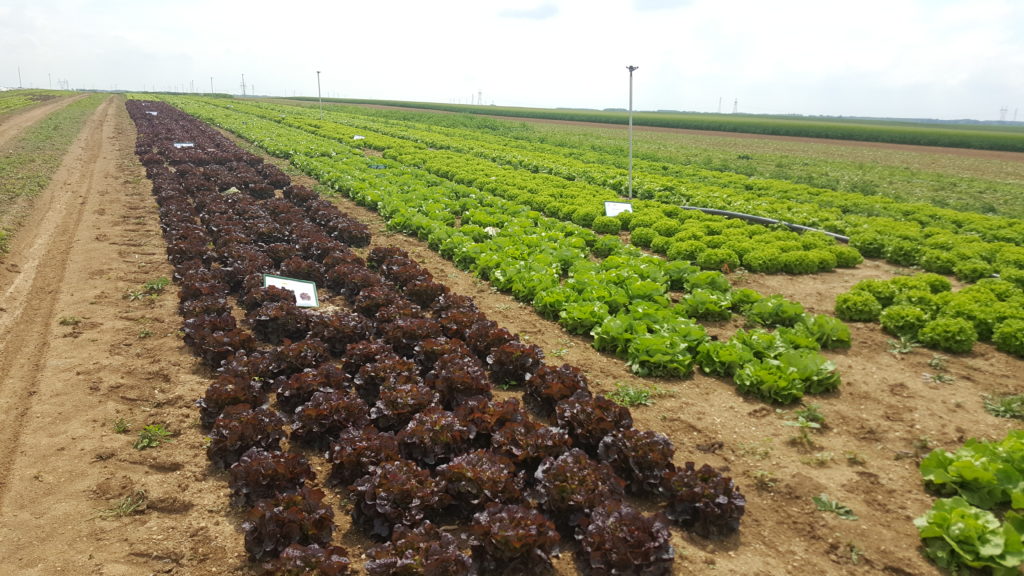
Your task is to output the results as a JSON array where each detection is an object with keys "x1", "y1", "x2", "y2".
[
  {"x1": 279, "y1": 255, "x2": 326, "y2": 285},
  {"x1": 326, "y1": 426, "x2": 401, "y2": 488},
  {"x1": 397, "y1": 406, "x2": 473, "y2": 467},
  {"x1": 269, "y1": 338, "x2": 330, "y2": 379},
  {"x1": 350, "y1": 459, "x2": 450, "y2": 539},
  {"x1": 325, "y1": 264, "x2": 381, "y2": 297},
  {"x1": 367, "y1": 246, "x2": 408, "y2": 267},
  {"x1": 575, "y1": 500, "x2": 674, "y2": 576},
  {"x1": 534, "y1": 449, "x2": 626, "y2": 528},
  {"x1": 486, "y1": 341, "x2": 544, "y2": 387},
  {"x1": 555, "y1": 392, "x2": 634, "y2": 455},
  {"x1": 355, "y1": 353, "x2": 422, "y2": 405},
  {"x1": 207, "y1": 406, "x2": 287, "y2": 469},
  {"x1": 436, "y1": 450, "x2": 523, "y2": 510},
  {"x1": 283, "y1": 184, "x2": 318, "y2": 206},
  {"x1": 364, "y1": 521, "x2": 471, "y2": 576},
  {"x1": 217, "y1": 350, "x2": 276, "y2": 383},
  {"x1": 371, "y1": 380, "x2": 440, "y2": 432},
  {"x1": 290, "y1": 389, "x2": 371, "y2": 450},
  {"x1": 465, "y1": 321, "x2": 516, "y2": 359},
  {"x1": 247, "y1": 300, "x2": 309, "y2": 344},
  {"x1": 264, "y1": 243, "x2": 300, "y2": 265},
  {"x1": 321, "y1": 248, "x2": 365, "y2": 270},
  {"x1": 662, "y1": 462, "x2": 746, "y2": 538},
  {"x1": 490, "y1": 420, "x2": 573, "y2": 475},
  {"x1": 306, "y1": 311, "x2": 373, "y2": 355},
  {"x1": 353, "y1": 285, "x2": 405, "y2": 317},
  {"x1": 228, "y1": 448, "x2": 316, "y2": 508},
  {"x1": 425, "y1": 352, "x2": 492, "y2": 409},
  {"x1": 469, "y1": 502, "x2": 561, "y2": 575},
  {"x1": 404, "y1": 279, "x2": 449, "y2": 309},
  {"x1": 274, "y1": 364, "x2": 352, "y2": 415},
  {"x1": 258, "y1": 544, "x2": 353, "y2": 576},
  {"x1": 381, "y1": 317, "x2": 443, "y2": 358},
  {"x1": 413, "y1": 337, "x2": 472, "y2": 375},
  {"x1": 341, "y1": 340, "x2": 395, "y2": 377},
  {"x1": 597, "y1": 428, "x2": 676, "y2": 496},
  {"x1": 197, "y1": 372, "x2": 269, "y2": 429},
  {"x1": 180, "y1": 294, "x2": 231, "y2": 319},
  {"x1": 243, "y1": 485, "x2": 335, "y2": 560},
  {"x1": 526, "y1": 364, "x2": 590, "y2": 414},
  {"x1": 437, "y1": 308, "x2": 487, "y2": 341},
  {"x1": 453, "y1": 397, "x2": 524, "y2": 445}
]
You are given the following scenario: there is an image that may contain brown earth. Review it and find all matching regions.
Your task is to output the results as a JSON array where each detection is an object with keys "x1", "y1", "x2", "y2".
[{"x1": 0, "y1": 95, "x2": 1021, "y2": 575}]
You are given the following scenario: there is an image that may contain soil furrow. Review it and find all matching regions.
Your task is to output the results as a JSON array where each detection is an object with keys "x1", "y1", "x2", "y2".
[{"x1": 0, "y1": 97, "x2": 113, "y2": 509}]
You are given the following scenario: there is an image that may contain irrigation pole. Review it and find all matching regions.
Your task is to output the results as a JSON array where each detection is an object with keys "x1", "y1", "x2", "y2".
[
  {"x1": 316, "y1": 70, "x2": 323, "y2": 119},
  {"x1": 626, "y1": 65, "x2": 638, "y2": 200}
]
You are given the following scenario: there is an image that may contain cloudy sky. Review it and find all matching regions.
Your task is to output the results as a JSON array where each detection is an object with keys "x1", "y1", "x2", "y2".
[{"x1": 2, "y1": 0, "x2": 1022, "y2": 120}]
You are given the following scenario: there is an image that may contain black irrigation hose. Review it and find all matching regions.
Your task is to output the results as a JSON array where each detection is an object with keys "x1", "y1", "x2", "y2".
[{"x1": 680, "y1": 206, "x2": 850, "y2": 244}]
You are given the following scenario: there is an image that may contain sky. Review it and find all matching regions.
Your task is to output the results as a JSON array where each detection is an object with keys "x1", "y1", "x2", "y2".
[{"x1": 1, "y1": 0, "x2": 1022, "y2": 120}]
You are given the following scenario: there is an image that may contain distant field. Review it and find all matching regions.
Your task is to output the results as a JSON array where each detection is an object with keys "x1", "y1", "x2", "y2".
[
  {"x1": 275, "y1": 97, "x2": 1024, "y2": 219},
  {"x1": 290, "y1": 97, "x2": 1024, "y2": 153}
]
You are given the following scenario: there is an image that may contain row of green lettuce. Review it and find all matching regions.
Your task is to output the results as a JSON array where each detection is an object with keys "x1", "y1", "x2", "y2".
[
  {"x1": 915, "y1": 430, "x2": 1024, "y2": 574},
  {"x1": 146, "y1": 94, "x2": 849, "y2": 404},
  {"x1": 232, "y1": 98, "x2": 1024, "y2": 285},
  {"x1": 834, "y1": 273, "x2": 1024, "y2": 357},
  {"x1": 185, "y1": 98, "x2": 864, "y2": 277},
  {"x1": 289, "y1": 97, "x2": 1024, "y2": 153}
]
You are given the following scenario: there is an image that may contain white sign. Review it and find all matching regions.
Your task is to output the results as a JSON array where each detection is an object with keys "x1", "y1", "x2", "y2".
[
  {"x1": 263, "y1": 274, "x2": 319, "y2": 307},
  {"x1": 146, "y1": 111, "x2": 158, "y2": 116},
  {"x1": 604, "y1": 201, "x2": 633, "y2": 217},
  {"x1": 172, "y1": 142, "x2": 195, "y2": 149}
]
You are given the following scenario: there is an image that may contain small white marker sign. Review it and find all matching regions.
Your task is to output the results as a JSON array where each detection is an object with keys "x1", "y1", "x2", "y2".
[
  {"x1": 263, "y1": 274, "x2": 319, "y2": 307},
  {"x1": 604, "y1": 201, "x2": 633, "y2": 217}
]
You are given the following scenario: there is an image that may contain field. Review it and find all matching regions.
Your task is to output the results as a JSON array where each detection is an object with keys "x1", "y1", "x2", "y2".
[{"x1": 0, "y1": 91, "x2": 1022, "y2": 575}]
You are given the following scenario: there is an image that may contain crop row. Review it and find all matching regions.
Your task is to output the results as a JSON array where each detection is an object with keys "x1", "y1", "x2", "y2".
[
  {"x1": 290, "y1": 97, "x2": 1024, "y2": 153},
  {"x1": 217, "y1": 98, "x2": 1024, "y2": 286},
  {"x1": 127, "y1": 99, "x2": 749, "y2": 574},
  {"x1": 151, "y1": 95, "x2": 849, "y2": 404},
  {"x1": 199, "y1": 99, "x2": 865, "y2": 276},
  {"x1": 834, "y1": 273, "x2": 1024, "y2": 357}
]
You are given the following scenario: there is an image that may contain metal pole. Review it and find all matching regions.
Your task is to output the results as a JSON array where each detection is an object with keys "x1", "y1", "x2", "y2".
[
  {"x1": 210, "y1": 76, "x2": 214, "y2": 93},
  {"x1": 627, "y1": 65, "x2": 638, "y2": 200},
  {"x1": 315, "y1": 70, "x2": 323, "y2": 118},
  {"x1": 18, "y1": 66, "x2": 22, "y2": 88}
]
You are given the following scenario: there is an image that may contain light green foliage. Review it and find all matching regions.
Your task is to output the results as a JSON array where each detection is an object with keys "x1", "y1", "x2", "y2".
[
  {"x1": 914, "y1": 497, "x2": 1024, "y2": 574},
  {"x1": 834, "y1": 291, "x2": 882, "y2": 322},
  {"x1": 134, "y1": 424, "x2": 172, "y2": 450},
  {"x1": 918, "y1": 317, "x2": 978, "y2": 354}
]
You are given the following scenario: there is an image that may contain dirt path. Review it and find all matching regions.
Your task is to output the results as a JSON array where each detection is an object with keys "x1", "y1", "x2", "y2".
[
  {"x1": 0, "y1": 96, "x2": 243, "y2": 575},
  {"x1": 0, "y1": 94, "x2": 84, "y2": 149}
]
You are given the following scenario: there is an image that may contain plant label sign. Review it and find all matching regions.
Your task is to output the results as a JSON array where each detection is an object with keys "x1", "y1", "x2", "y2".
[
  {"x1": 173, "y1": 141, "x2": 195, "y2": 149},
  {"x1": 263, "y1": 274, "x2": 319, "y2": 307},
  {"x1": 604, "y1": 201, "x2": 633, "y2": 217}
]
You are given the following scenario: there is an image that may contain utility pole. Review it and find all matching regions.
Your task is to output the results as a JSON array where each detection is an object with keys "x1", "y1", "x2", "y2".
[
  {"x1": 48, "y1": 72, "x2": 51, "y2": 90},
  {"x1": 18, "y1": 66, "x2": 22, "y2": 88},
  {"x1": 210, "y1": 76, "x2": 214, "y2": 93},
  {"x1": 241, "y1": 73, "x2": 246, "y2": 96},
  {"x1": 627, "y1": 65, "x2": 638, "y2": 200},
  {"x1": 316, "y1": 71, "x2": 323, "y2": 119}
]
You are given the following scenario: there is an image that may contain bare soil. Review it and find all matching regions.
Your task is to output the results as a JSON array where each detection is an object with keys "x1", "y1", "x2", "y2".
[{"x1": 0, "y1": 96, "x2": 1021, "y2": 575}]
